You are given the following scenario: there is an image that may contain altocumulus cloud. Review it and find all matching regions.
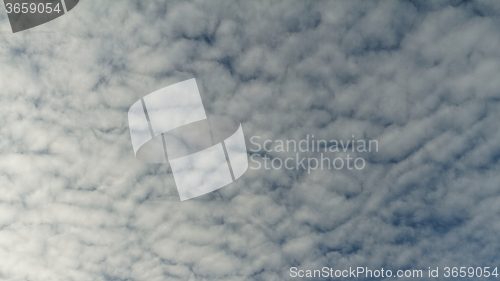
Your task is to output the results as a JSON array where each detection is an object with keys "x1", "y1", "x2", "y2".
[{"x1": 1, "y1": 0, "x2": 500, "y2": 280}]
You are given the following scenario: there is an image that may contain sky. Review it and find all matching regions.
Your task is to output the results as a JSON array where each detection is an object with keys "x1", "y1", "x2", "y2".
[{"x1": 1, "y1": 0, "x2": 500, "y2": 280}]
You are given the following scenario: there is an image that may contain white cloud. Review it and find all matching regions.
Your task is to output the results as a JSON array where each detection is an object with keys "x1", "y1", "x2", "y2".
[{"x1": 0, "y1": 0, "x2": 500, "y2": 280}]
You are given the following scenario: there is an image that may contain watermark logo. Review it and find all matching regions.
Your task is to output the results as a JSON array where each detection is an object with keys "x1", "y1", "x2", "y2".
[
  {"x1": 128, "y1": 78, "x2": 249, "y2": 201},
  {"x1": 4, "y1": 0, "x2": 79, "y2": 33}
]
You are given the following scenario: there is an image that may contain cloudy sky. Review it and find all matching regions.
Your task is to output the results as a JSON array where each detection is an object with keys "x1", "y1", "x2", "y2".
[{"x1": 1, "y1": 0, "x2": 500, "y2": 280}]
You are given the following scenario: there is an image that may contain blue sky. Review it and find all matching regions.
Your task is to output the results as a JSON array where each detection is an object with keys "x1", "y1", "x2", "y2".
[{"x1": 0, "y1": 0, "x2": 500, "y2": 280}]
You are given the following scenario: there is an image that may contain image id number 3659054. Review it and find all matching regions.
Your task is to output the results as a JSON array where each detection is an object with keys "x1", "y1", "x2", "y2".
[
  {"x1": 5, "y1": 2, "x2": 62, "y2": 14},
  {"x1": 443, "y1": 267, "x2": 498, "y2": 278}
]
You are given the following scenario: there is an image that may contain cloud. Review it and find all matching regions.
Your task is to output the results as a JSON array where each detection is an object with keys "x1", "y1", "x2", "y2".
[{"x1": 0, "y1": 0, "x2": 500, "y2": 280}]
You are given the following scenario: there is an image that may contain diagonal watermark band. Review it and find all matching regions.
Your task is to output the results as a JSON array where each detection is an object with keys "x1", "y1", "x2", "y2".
[{"x1": 60, "y1": 0, "x2": 68, "y2": 13}]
